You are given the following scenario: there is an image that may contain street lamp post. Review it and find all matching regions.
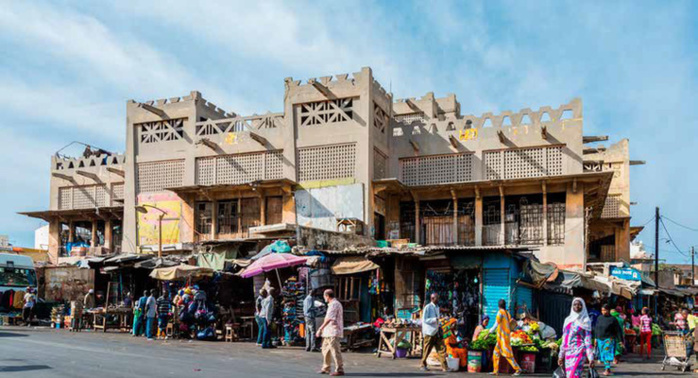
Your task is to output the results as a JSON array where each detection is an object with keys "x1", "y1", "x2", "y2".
[{"x1": 135, "y1": 204, "x2": 167, "y2": 258}]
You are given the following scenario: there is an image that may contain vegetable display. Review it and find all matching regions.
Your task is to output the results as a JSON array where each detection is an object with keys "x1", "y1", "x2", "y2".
[
  {"x1": 519, "y1": 345, "x2": 539, "y2": 353},
  {"x1": 652, "y1": 324, "x2": 662, "y2": 336}
]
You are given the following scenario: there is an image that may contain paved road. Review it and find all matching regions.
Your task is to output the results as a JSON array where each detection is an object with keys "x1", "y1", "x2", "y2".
[{"x1": 0, "y1": 326, "x2": 690, "y2": 377}]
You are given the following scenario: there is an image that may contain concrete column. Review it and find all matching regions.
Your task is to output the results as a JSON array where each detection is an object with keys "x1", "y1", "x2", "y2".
[
  {"x1": 211, "y1": 201, "x2": 218, "y2": 240},
  {"x1": 414, "y1": 200, "x2": 420, "y2": 244},
  {"x1": 452, "y1": 195, "x2": 458, "y2": 245},
  {"x1": 564, "y1": 184, "x2": 586, "y2": 267},
  {"x1": 542, "y1": 186, "x2": 548, "y2": 246},
  {"x1": 475, "y1": 195, "x2": 483, "y2": 246},
  {"x1": 260, "y1": 195, "x2": 267, "y2": 226},
  {"x1": 48, "y1": 220, "x2": 61, "y2": 264},
  {"x1": 68, "y1": 221, "x2": 75, "y2": 243},
  {"x1": 500, "y1": 191, "x2": 505, "y2": 245},
  {"x1": 104, "y1": 220, "x2": 113, "y2": 251},
  {"x1": 90, "y1": 221, "x2": 98, "y2": 248}
]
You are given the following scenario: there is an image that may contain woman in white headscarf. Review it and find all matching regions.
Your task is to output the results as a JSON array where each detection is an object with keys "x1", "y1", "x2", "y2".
[{"x1": 558, "y1": 297, "x2": 595, "y2": 378}]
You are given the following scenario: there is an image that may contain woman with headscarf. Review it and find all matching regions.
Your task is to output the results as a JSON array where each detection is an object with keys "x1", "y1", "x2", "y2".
[
  {"x1": 609, "y1": 307, "x2": 625, "y2": 362},
  {"x1": 594, "y1": 304, "x2": 622, "y2": 376},
  {"x1": 472, "y1": 315, "x2": 490, "y2": 341},
  {"x1": 558, "y1": 297, "x2": 595, "y2": 378}
]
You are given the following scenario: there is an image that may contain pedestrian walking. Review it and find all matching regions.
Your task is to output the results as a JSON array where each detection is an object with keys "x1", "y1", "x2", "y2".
[
  {"x1": 639, "y1": 307, "x2": 653, "y2": 360},
  {"x1": 255, "y1": 289, "x2": 267, "y2": 346},
  {"x1": 156, "y1": 291, "x2": 170, "y2": 339},
  {"x1": 594, "y1": 304, "x2": 622, "y2": 376},
  {"x1": 559, "y1": 297, "x2": 594, "y2": 378},
  {"x1": 419, "y1": 293, "x2": 447, "y2": 372},
  {"x1": 70, "y1": 297, "x2": 84, "y2": 331},
  {"x1": 261, "y1": 288, "x2": 276, "y2": 349},
  {"x1": 303, "y1": 289, "x2": 319, "y2": 352},
  {"x1": 132, "y1": 290, "x2": 148, "y2": 337},
  {"x1": 610, "y1": 307, "x2": 625, "y2": 363},
  {"x1": 22, "y1": 287, "x2": 36, "y2": 326},
  {"x1": 674, "y1": 308, "x2": 688, "y2": 334},
  {"x1": 316, "y1": 289, "x2": 344, "y2": 376},
  {"x1": 489, "y1": 299, "x2": 522, "y2": 376},
  {"x1": 145, "y1": 289, "x2": 157, "y2": 340}
]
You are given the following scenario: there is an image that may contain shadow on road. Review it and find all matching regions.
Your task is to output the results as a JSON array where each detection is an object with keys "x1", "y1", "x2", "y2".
[
  {"x1": 0, "y1": 332, "x2": 28, "y2": 338},
  {"x1": 344, "y1": 374, "x2": 439, "y2": 377},
  {"x1": 0, "y1": 365, "x2": 51, "y2": 373}
]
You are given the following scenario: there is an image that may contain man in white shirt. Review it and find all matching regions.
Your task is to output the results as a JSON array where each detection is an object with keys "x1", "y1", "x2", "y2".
[
  {"x1": 303, "y1": 289, "x2": 319, "y2": 352},
  {"x1": 22, "y1": 287, "x2": 36, "y2": 326},
  {"x1": 261, "y1": 288, "x2": 276, "y2": 349},
  {"x1": 316, "y1": 289, "x2": 344, "y2": 376},
  {"x1": 420, "y1": 293, "x2": 447, "y2": 372}
]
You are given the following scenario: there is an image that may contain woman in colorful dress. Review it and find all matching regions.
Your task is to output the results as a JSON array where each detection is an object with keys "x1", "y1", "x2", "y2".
[
  {"x1": 594, "y1": 304, "x2": 622, "y2": 376},
  {"x1": 488, "y1": 299, "x2": 522, "y2": 376},
  {"x1": 558, "y1": 297, "x2": 595, "y2": 378}
]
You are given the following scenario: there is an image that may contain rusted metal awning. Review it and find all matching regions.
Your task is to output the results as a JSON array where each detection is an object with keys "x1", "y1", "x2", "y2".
[{"x1": 19, "y1": 206, "x2": 124, "y2": 221}]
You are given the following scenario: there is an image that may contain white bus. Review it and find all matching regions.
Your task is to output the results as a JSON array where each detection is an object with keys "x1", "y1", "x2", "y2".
[{"x1": 0, "y1": 253, "x2": 37, "y2": 310}]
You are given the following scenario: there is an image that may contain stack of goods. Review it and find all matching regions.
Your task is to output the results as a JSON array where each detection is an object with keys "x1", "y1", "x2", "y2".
[
  {"x1": 281, "y1": 277, "x2": 306, "y2": 345},
  {"x1": 51, "y1": 305, "x2": 65, "y2": 328}
]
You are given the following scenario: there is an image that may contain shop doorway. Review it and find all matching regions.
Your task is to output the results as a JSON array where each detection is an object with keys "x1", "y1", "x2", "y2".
[{"x1": 425, "y1": 268, "x2": 481, "y2": 340}]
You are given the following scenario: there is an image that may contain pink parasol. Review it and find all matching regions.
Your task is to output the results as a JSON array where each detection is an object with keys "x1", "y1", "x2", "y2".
[{"x1": 239, "y1": 253, "x2": 308, "y2": 279}]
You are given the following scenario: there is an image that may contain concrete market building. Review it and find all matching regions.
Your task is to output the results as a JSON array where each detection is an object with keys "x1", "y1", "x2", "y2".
[{"x1": 20, "y1": 67, "x2": 642, "y2": 271}]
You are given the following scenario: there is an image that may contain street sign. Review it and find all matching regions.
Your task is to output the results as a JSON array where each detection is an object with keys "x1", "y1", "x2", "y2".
[{"x1": 610, "y1": 266, "x2": 642, "y2": 281}]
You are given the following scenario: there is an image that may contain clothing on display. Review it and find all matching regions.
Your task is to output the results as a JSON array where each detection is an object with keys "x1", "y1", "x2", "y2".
[{"x1": 281, "y1": 276, "x2": 306, "y2": 345}]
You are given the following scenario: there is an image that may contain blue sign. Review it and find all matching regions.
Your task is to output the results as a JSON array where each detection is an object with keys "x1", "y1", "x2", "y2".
[{"x1": 610, "y1": 266, "x2": 641, "y2": 281}]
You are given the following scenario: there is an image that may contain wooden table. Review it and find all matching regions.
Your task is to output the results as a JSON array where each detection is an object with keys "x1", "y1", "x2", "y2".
[
  {"x1": 376, "y1": 326, "x2": 422, "y2": 359},
  {"x1": 343, "y1": 324, "x2": 374, "y2": 351},
  {"x1": 92, "y1": 308, "x2": 132, "y2": 333}
]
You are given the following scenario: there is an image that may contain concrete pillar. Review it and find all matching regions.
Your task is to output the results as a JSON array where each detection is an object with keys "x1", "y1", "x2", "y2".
[
  {"x1": 542, "y1": 186, "x2": 548, "y2": 246},
  {"x1": 616, "y1": 218, "x2": 630, "y2": 262},
  {"x1": 68, "y1": 221, "x2": 75, "y2": 243},
  {"x1": 260, "y1": 195, "x2": 267, "y2": 226},
  {"x1": 90, "y1": 221, "x2": 98, "y2": 248},
  {"x1": 282, "y1": 193, "x2": 296, "y2": 224},
  {"x1": 104, "y1": 220, "x2": 113, "y2": 251},
  {"x1": 564, "y1": 184, "x2": 586, "y2": 267},
  {"x1": 475, "y1": 196, "x2": 483, "y2": 246},
  {"x1": 211, "y1": 201, "x2": 218, "y2": 240},
  {"x1": 48, "y1": 220, "x2": 61, "y2": 264},
  {"x1": 414, "y1": 200, "x2": 420, "y2": 244},
  {"x1": 452, "y1": 196, "x2": 458, "y2": 245},
  {"x1": 500, "y1": 191, "x2": 505, "y2": 245}
]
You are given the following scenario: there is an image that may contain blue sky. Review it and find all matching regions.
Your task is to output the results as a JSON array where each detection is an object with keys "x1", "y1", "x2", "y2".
[{"x1": 1, "y1": 1, "x2": 696, "y2": 263}]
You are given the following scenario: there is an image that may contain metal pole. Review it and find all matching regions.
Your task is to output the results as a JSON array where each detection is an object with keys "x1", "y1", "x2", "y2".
[
  {"x1": 158, "y1": 213, "x2": 163, "y2": 259},
  {"x1": 692, "y1": 246, "x2": 695, "y2": 285},
  {"x1": 654, "y1": 207, "x2": 659, "y2": 317}
]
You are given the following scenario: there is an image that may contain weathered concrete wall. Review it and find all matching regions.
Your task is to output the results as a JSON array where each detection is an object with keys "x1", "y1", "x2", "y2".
[
  {"x1": 297, "y1": 226, "x2": 373, "y2": 251},
  {"x1": 43, "y1": 266, "x2": 94, "y2": 302},
  {"x1": 295, "y1": 183, "x2": 364, "y2": 232}
]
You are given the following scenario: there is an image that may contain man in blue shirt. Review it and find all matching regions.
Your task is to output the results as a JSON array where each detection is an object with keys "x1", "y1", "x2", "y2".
[
  {"x1": 145, "y1": 289, "x2": 157, "y2": 340},
  {"x1": 303, "y1": 289, "x2": 319, "y2": 352},
  {"x1": 420, "y1": 293, "x2": 447, "y2": 372}
]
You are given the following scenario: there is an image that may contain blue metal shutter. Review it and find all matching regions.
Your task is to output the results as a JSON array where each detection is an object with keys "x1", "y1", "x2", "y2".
[
  {"x1": 483, "y1": 268, "x2": 510, "y2": 320},
  {"x1": 515, "y1": 285, "x2": 534, "y2": 313}
]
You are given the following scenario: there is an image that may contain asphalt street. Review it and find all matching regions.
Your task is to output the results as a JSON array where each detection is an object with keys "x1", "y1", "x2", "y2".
[{"x1": 0, "y1": 326, "x2": 690, "y2": 377}]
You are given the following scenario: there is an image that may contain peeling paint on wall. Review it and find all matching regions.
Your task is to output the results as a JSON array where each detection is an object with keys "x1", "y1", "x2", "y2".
[{"x1": 136, "y1": 192, "x2": 184, "y2": 245}]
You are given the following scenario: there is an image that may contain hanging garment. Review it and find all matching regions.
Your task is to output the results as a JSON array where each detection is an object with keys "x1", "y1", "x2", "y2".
[{"x1": 13, "y1": 290, "x2": 26, "y2": 309}]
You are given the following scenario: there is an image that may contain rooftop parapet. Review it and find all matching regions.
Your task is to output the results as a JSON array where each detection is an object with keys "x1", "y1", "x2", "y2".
[
  {"x1": 127, "y1": 91, "x2": 234, "y2": 119},
  {"x1": 52, "y1": 153, "x2": 125, "y2": 171}
]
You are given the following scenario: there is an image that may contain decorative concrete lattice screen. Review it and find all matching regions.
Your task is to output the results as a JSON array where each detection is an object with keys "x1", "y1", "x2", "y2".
[
  {"x1": 298, "y1": 98, "x2": 354, "y2": 126},
  {"x1": 195, "y1": 151, "x2": 284, "y2": 186},
  {"x1": 58, "y1": 187, "x2": 72, "y2": 210},
  {"x1": 484, "y1": 146, "x2": 564, "y2": 180},
  {"x1": 601, "y1": 195, "x2": 622, "y2": 218},
  {"x1": 138, "y1": 118, "x2": 186, "y2": 144},
  {"x1": 394, "y1": 113, "x2": 426, "y2": 124},
  {"x1": 298, "y1": 144, "x2": 356, "y2": 182},
  {"x1": 373, "y1": 149, "x2": 388, "y2": 180},
  {"x1": 373, "y1": 103, "x2": 388, "y2": 133},
  {"x1": 137, "y1": 160, "x2": 185, "y2": 193},
  {"x1": 400, "y1": 153, "x2": 472, "y2": 186},
  {"x1": 112, "y1": 183, "x2": 125, "y2": 202},
  {"x1": 59, "y1": 185, "x2": 109, "y2": 209}
]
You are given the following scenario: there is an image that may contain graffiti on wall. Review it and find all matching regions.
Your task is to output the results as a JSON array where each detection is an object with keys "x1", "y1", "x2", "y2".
[{"x1": 136, "y1": 192, "x2": 183, "y2": 246}]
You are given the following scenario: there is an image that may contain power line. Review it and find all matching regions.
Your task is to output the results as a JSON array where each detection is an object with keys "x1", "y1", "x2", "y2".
[
  {"x1": 663, "y1": 215, "x2": 698, "y2": 232},
  {"x1": 638, "y1": 215, "x2": 655, "y2": 227},
  {"x1": 659, "y1": 217, "x2": 689, "y2": 258}
]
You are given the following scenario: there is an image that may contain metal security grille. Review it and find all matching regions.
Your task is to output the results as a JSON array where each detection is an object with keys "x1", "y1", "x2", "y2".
[
  {"x1": 601, "y1": 195, "x2": 622, "y2": 218},
  {"x1": 298, "y1": 98, "x2": 354, "y2": 126},
  {"x1": 217, "y1": 200, "x2": 239, "y2": 235},
  {"x1": 484, "y1": 146, "x2": 564, "y2": 180},
  {"x1": 138, "y1": 118, "x2": 186, "y2": 144},
  {"x1": 484, "y1": 151, "x2": 502, "y2": 180},
  {"x1": 297, "y1": 144, "x2": 356, "y2": 182},
  {"x1": 195, "y1": 202, "x2": 213, "y2": 239},
  {"x1": 58, "y1": 187, "x2": 72, "y2": 210},
  {"x1": 373, "y1": 149, "x2": 388, "y2": 180},
  {"x1": 112, "y1": 183, "x2": 125, "y2": 202},
  {"x1": 547, "y1": 202, "x2": 566, "y2": 245},
  {"x1": 195, "y1": 151, "x2": 284, "y2": 186},
  {"x1": 400, "y1": 154, "x2": 472, "y2": 186},
  {"x1": 137, "y1": 160, "x2": 185, "y2": 193}
]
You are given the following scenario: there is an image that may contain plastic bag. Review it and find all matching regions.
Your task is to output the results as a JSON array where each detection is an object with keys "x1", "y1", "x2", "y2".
[{"x1": 553, "y1": 366, "x2": 566, "y2": 378}]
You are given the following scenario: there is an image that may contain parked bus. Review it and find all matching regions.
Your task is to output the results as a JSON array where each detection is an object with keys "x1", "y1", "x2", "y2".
[{"x1": 0, "y1": 253, "x2": 37, "y2": 311}]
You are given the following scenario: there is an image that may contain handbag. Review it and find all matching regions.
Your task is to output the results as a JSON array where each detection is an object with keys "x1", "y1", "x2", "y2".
[{"x1": 552, "y1": 366, "x2": 566, "y2": 378}]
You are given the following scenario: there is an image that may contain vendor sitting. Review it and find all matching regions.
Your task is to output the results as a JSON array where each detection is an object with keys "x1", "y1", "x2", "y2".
[
  {"x1": 472, "y1": 315, "x2": 490, "y2": 341},
  {"x1": 441, "y1": 318, "x2": 467, "y2": 369}
]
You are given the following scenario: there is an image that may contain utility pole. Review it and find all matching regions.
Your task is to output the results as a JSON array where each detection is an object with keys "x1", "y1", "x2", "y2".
[
  {"x1": 654, "y1": 207, "x2": 659, "y2": 317},
  {"x1": 691, "y1": 247, "x2": 696, "y2": 286}
]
